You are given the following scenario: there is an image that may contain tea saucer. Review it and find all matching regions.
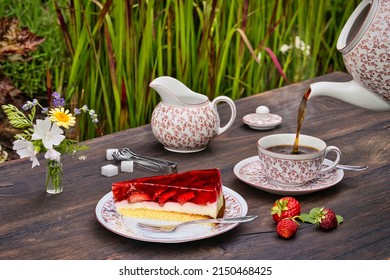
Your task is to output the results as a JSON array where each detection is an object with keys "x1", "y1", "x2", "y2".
[
  {"x1": 233, "y1": 156, "x2": 344, "y2": 195},
  {"x1": 242, "y1": 113, "x2": 282, "y2": 130}
]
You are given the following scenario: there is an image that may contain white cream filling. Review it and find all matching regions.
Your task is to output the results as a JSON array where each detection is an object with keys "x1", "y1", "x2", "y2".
[{"x1": 115, "y1": 194, "x2": 224, "y2": 218}]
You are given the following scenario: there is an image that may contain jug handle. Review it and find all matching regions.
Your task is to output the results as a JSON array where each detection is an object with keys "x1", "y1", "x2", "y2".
[{"x1": 211, "y1": 96, "x2": 237, "y2": 135}]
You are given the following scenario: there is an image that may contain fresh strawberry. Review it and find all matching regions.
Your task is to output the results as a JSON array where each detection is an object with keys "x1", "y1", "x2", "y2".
[
  {"x1": 176, "y1": 192, "x2": 195, "y2": 204},
  {"x1": 158, "y1": 190, "x2": 177, "y2": 206},
  {"x1": 271, "y1": 197, "x2": 301, "y2": 223},
  {"x1": 128, "y1": 191, "x2": 151, "y2": 203},
  {"x1": 152, "y1": 188, "x2": 166, "y2": 200},
  {"x1": 276, "y1": 218, "x2": 299, "y2": 239},
  {"x1": 314, "y1": 208, "x2": 338, "y2": 231}
]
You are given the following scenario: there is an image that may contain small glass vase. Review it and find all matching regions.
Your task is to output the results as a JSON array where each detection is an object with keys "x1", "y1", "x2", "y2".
[{"x1": 46, "y1": 159, "x2": 63, "y2": 194}]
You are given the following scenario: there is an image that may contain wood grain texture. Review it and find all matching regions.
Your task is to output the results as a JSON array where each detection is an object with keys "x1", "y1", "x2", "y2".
[{"x1": 0, "y1": 72, "x2": 389, "y2": 260}]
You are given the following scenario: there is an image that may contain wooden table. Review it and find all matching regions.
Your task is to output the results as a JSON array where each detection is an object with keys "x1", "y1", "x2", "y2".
[{"x1": 0, "y1": 72, "x2": 389, "y2": 260}]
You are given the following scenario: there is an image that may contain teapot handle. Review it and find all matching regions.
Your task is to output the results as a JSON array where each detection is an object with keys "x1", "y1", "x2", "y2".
[{"x1": 211, "y1": 96, "x2": 237, "y2": 135}]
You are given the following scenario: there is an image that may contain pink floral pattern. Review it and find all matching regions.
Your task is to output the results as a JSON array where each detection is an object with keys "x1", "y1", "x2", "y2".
[
  {"x1": 243, "y1": 113, "x2": 282, "y2": 129},
  {"x1": 258, "y1": 152, "x2": 325, "y2": 186},
  {"x1": 96, "y1": 187, "x2": 247, "y2": 243},
  {"x1": 234, "y1": 156, "x2": 344, "y2": 195},
  {"x1": 151, "y1": 102, "x2": 218, "y2": 152},
  {"x1": 343, "y1": 0, "x2": 390, "y2": 101}
]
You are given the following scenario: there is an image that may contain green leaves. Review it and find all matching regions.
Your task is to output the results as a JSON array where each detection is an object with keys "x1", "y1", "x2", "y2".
[
  {"x1": 299, "y1": 213, "x2": 316, "y2": 224},
  {"x1": 2, "y1": 104, "x2": 34, "y2": 130},
  {"x1": 55, "y1": 139, "x2": 89, "y2": 155},
  {"x1": 336, "y1": 214, "x2": 344, "y2": 225},
  {"x1": 271, "y1": 199, "x2": 288, "y2": 216}
]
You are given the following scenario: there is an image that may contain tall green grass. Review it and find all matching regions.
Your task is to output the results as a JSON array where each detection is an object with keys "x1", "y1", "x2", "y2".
[{"x1": 29, "y1": 0, "x2": 362, "y2": 139}]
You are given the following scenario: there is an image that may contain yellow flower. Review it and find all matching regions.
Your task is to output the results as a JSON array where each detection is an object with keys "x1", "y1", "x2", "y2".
[{"x1": 49, "y1": 107, "x2": 76, "y2": 129}]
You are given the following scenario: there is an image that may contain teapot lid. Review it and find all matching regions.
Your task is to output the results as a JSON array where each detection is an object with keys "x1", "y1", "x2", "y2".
[{"x1": 243, "y1": 106, "x2": 282, "y2": 130}]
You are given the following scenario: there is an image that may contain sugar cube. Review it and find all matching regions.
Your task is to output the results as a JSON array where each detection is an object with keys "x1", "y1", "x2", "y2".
[
  {"x1": 121, "y1": 161, "x2": 134, "y2": 173},
  {"x1": 101, "y1": 164, "x2": 118, "y2": 177},
  {"x1": 106, "y1": 148, "x2": 118, "y2": 160}
]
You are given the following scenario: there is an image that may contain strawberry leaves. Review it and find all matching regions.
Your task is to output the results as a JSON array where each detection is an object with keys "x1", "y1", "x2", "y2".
[{"x1": 298, "y1": 207, "x2": 343, "y2": 230}]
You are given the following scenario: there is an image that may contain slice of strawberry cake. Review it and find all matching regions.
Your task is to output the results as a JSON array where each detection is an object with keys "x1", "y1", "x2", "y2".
[{"x1": 112, "y1": 169, "x2": 225, "y2": 222}]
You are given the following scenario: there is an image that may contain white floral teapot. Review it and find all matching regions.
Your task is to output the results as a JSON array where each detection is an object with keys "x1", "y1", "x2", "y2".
[
  {"x1": 309, "y1": 0, "x2": 390, "y2": 111},
  {"x1": 149, "y1": 76, "x2": 236, "y2": 153}
]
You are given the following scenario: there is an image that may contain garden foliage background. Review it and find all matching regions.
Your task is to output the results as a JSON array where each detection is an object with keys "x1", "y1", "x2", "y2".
[{"x1": 0, "y1": 0, "x2": 360, "y2": 159}]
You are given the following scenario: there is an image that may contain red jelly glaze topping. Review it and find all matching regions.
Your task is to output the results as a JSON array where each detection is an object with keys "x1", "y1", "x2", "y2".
[{"x1": 112, "y1": 169, "x2": 222, "y2": 206}]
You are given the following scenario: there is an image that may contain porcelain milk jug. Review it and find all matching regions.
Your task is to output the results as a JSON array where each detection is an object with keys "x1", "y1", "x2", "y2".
[
  {"x1": 309, "y1": 0, "x2": 390, "y2": 111},
  {"x1": 150, "y1": 76, "x2": 237, "y2": 153}
]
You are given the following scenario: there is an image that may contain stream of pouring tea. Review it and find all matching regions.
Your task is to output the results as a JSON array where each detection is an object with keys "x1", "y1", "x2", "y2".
[{"x1": 292, "y1": 88, "x2": 311, "y2": 154}]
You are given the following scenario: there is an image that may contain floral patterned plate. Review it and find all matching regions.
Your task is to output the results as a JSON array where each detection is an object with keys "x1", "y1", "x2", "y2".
[
  {"x1": 233, "y1": 156, "x2": 344, "y2": 195},
  {"x1": 96, "y1": 187, "x2": 247, "y2": 243}
]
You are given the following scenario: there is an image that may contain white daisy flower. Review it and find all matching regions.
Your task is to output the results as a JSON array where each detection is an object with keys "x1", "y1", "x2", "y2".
[
  {"x1": 31, "y1": 118, "x2": 65, "y2": 149},
  {"x1": 13, "y1": 139, "x2": 40, "y2": 168}
]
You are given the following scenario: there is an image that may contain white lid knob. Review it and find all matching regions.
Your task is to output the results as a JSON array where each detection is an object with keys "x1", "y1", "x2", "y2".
[{"x1": 256, "y1": 105, "x2": 270, "y2": 115}]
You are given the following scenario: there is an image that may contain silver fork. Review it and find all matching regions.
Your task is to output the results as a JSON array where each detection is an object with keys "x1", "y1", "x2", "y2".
[{"x1": 136, "y1": 215, "x2": 258, "y2": 233}]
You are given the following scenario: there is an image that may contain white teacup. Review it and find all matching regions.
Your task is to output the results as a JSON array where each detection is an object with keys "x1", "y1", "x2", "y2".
[{"x1": 257, "y1": 134, "x2": 341, "y2": 187}]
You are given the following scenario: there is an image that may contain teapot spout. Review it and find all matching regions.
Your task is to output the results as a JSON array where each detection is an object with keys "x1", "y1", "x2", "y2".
[
  {"x1": 309, "y1": 80, "x2": 390, "y2": 111},
  {"x1": 150, "y1": 76, "x2": 208, "y2": 106}
]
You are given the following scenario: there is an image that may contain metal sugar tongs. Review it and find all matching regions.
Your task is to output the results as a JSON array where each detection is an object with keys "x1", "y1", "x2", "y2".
[{"x1": 112, "y1": 147, "x2": 178, "y2": 174}]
